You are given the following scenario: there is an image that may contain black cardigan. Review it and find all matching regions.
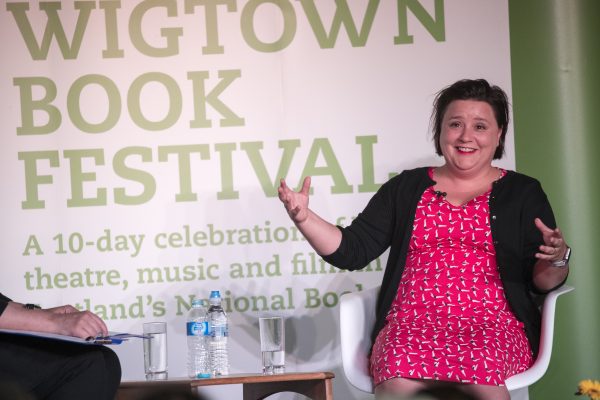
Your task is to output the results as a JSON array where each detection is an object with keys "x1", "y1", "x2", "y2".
[
  {"x1": 323, "y1": 166, "x2": 566, "y2": 358},
  {"x1": 0, "y1": 293, "x2": 11, "y2": 316}
]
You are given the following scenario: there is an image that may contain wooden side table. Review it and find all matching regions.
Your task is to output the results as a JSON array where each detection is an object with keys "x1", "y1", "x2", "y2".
[{"x1": 117, "y1": 371, "x2": 334, "y2": 400}]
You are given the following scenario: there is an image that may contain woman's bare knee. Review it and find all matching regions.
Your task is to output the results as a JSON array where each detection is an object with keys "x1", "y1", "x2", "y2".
[
  {"x1": 375, "y1": 377, "x2": 427, "y2": 398},
  {"x1": 462, "y1": 383, "x2": 510, "y2": 400},
  {"x1": 375, "y1": 378, "x2": 509, "y2": 400}
]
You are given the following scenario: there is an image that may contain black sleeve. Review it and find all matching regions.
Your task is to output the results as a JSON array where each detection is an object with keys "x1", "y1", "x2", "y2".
[
  {"x1": 521, "y1": 180, "x2": 567, "y2": 293},
  {"x1": 322, "y1": 175, "x2": 399, "y2": 270},
  {"x1": 0, "y1": 292, "x2": 13, "y2": 316}
]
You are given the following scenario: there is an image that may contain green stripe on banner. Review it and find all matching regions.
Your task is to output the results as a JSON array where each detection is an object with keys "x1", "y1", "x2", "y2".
[{"x1": 509, "y1": 0, "x2": 600, "y2": 398}]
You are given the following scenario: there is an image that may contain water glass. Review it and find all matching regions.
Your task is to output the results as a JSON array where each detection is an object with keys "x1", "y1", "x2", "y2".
[
  {"x1": 143, "y1": 322, "x2": 168, "y2": 380},
  {"x1": 259, "y1": 316, "x2": 285, "y2": 374}
]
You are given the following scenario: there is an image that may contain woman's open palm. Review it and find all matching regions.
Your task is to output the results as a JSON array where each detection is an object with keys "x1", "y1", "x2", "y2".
[{"x1": 278, "y1": 177, "x2": 311, "y2": 224}]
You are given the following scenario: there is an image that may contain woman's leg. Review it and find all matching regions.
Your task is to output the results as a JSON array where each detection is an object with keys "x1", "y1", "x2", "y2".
[
  {"x1": 462, "y1": 383, "x2": 510, "y2": 400},
  {"x1": 376, "y1": 378, "x2": 510, "y2": 400},
  {"x1": 374, "y1": 377, "x2": 427, "y2": 398}
]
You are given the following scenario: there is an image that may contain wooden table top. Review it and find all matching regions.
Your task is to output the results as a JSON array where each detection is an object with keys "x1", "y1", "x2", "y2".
[{"x1": 120, "y1": 371, "x2": 335, "y2": 388}]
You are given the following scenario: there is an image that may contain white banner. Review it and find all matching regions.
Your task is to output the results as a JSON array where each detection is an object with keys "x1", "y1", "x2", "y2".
[{"x1": 0, "y1": 1, "x2": 514, "y2": 398}]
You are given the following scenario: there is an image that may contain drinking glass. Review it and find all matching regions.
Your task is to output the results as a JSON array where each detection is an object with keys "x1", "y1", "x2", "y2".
[
  {"x1": 143, "y1": 322, "x2": 168, "y2": 380},
  {"x1": 259, "y1": 316, "x2": 285, "y2": 374}
]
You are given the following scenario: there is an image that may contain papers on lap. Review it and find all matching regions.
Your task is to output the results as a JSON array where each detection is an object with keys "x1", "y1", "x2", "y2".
[{"x1": 0, "y1": 328, "x2": 147, "y2": 345}]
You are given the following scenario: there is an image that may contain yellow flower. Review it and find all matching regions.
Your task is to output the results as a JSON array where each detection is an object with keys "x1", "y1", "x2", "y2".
[{"x1": 576, "y1": 380, "x2": 600, "y2": 400}]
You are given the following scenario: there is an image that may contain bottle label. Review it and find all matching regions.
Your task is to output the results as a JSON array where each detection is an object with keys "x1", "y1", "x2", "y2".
[
  {"x1": 211, "y1": 325, "x2": 228, "y2": 337},
  {"x1": 187, "y1": 321, "x2": 209, "y2": 336}
]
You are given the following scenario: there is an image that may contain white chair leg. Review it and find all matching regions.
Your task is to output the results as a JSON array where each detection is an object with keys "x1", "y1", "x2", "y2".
[{"x1": 509, "y1": 387, "x2": 529, "y2": 400}]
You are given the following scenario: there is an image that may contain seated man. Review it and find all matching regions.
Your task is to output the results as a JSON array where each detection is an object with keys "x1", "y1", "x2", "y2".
[{"x1": 0, "y1": 292, "x2": 121, "y2": 400}]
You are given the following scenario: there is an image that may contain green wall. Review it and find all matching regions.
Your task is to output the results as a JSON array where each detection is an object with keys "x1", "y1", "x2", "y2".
[{"x1": 509, "y1": 0, "x2": 600, "y2": 398}]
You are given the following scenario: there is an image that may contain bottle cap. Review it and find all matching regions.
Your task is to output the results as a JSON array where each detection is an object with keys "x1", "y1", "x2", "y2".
[
  {"x1": 191, "y1": 298, "x2": 203, "y2": 307},
  {"x1": 210, "y1": 290, "x2": 221, "y2": 299}
]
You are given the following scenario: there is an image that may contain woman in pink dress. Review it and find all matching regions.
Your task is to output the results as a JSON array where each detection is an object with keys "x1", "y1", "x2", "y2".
[{"x1": 278, "y1": 79, "x2": 570, "y2": 399}]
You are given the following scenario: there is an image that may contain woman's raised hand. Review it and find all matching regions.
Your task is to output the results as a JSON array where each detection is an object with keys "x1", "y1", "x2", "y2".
[
  {"x1": 277, "y1": 176, "x2": 342, "y2": 255},
  {"x1": 278, "y1": 176, "x2": 311, "y2": 224}
]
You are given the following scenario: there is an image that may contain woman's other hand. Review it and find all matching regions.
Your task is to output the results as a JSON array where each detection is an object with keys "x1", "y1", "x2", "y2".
[
  {"x1": 534, "y1": 218, "x2": 568, "y2": 263},
  {"x1": 532, "y1": 218, "x2": 569, "y2": 291}
]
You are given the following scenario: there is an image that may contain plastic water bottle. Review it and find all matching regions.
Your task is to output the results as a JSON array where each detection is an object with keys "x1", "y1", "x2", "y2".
[
  {"x1": 207, "y1": 290, "x2": 229, "y2": 376},
  {"x1": 187, "y1": 298, "x2": 211, "y2": 378}
]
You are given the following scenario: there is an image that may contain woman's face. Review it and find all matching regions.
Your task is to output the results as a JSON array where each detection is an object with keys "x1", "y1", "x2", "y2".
[{"x1": 439, "y1": 100, "x2": 502, "y2": 177}]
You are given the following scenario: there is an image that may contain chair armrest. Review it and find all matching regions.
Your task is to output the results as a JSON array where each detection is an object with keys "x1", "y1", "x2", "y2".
[
  {"x1": 339, "y1": 286, "x2": 379, "y2": 393},
  {"x1": 505, "y1": 285, "x2": 574, "y2": 391}
]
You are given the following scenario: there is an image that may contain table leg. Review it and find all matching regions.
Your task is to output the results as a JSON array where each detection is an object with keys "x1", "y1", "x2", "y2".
[{"x1": 243, "y1": 378, "x2": 333, "y2": 400}]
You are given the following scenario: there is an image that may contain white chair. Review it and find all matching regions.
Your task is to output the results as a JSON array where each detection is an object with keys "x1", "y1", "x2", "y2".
[{"x1": 339, "y1": 284, "x2": 574, "y2": 400}]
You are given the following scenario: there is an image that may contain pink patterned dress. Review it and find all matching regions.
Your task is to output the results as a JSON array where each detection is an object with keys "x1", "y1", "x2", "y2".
[{"x1": 370, "y1": 169, "x2": 533, "y2": 386}]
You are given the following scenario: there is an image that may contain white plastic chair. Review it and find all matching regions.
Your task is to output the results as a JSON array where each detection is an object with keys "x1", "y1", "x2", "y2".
[{"x1": 339, "y1": 284, "x2": 573, "y2": 400}]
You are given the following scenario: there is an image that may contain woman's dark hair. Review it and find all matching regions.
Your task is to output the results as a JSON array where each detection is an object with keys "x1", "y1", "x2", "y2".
[{"x1": 431, "y1": 79, "x2": 510, "y2": 160}]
